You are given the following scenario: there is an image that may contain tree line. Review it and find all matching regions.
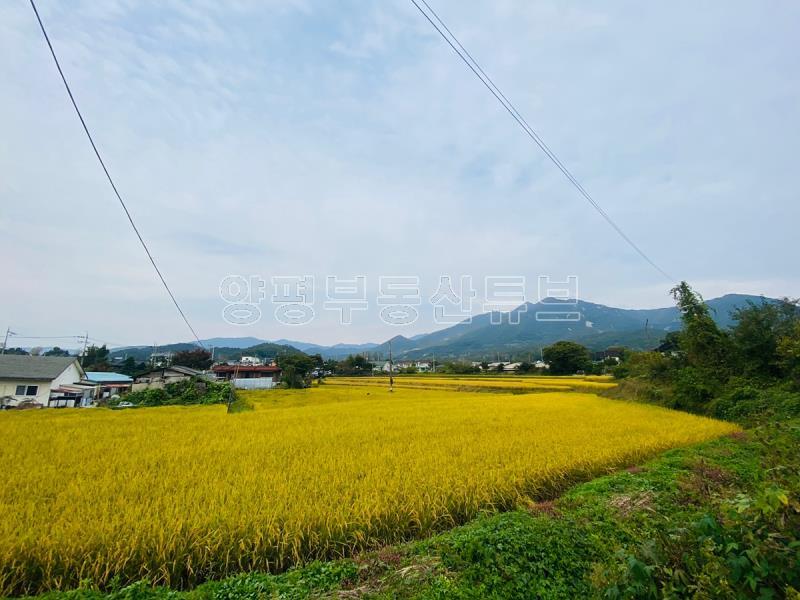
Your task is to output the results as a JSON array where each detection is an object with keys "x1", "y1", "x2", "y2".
[{"x1": 612, "y1": 281, "x2": 800, "y2": 420}]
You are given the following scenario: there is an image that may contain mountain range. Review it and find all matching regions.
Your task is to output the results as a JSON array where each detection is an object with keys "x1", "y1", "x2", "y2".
[{"x1": 107, "y1": 293, "x2": 773, "y2": 362}]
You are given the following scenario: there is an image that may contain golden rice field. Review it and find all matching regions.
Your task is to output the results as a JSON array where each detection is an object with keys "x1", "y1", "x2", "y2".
[
  {"x1": 0, "y1": 384, "x2": 737, "y2": 595},
  {"x1": 329, "y1": 373, "x2": 618, "y2": 393}
]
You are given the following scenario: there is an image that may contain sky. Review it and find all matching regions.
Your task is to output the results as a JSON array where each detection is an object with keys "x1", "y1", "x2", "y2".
[{"x1": 2, "y1": 0, "x2": 799, "y2": 347}]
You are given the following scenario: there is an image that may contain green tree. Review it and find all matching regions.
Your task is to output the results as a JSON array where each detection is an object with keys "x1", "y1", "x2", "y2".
[
  {"x1": 337, "y1": 354, "x2": 374, "y2": 376},
  {"x1": 119, "y1": 356, "x2": 140, "y2": 376},
  {"x1": 655, "y1": 331, "x2": 681, "y2": 353},
  {"x1": 542, "y1": 341, "x2": 591, "y2": 375},
  {"x1": 777, "y1": 319, "x2": 800, "y2": 386},
  {"x1": 669, "y1": 282, "x2": 733, "y2": 409},
  {"x1": 44, "y1": 346, "x2": 70, "y2": 357},
  {"x1": 440, "y1": 361, "x2": 479, "y2": 375},
  {"x1": 172, "y1": 348, "x2": 213, "y2": 370},
  {"x1": 83, "y1": 345, "x2": 111, "y2": 371},
  {"x1": 731, "y1": 298, "x2": 799, "y2": 378},
  {"x1": 276, "y1": 353, "x2": 317, "y2": 388},
  {"x1": 1, "y1": 347, "x2": 28, "y2": 355},
  {"x1": 670, "y1": 282, "x2": 730, "y2": 373}
]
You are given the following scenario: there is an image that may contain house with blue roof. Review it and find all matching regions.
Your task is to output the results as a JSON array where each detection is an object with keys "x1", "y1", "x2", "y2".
[{"x1": 83, "y1": 371, "x2": 133, "y2": 400}]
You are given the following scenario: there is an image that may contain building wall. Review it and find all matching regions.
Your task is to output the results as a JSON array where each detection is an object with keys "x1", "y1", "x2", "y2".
[
  {"x1": 0, "y1": 379, "x2": 52, "y2": 406},
  {"x1": 131, "y1": 381, "x2": 165, "y2": 392},
  {"x1": 233, "y1": 378, "x2": 277, "y2": 390},
  {"x1": 52, "y1": 363, "x2": 84, "y2": 393}
]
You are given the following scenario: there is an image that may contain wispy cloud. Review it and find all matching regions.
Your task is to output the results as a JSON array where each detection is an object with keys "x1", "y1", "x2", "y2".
[{"x1": 2, "y1": 0, "x2": 798, "y2": 344}]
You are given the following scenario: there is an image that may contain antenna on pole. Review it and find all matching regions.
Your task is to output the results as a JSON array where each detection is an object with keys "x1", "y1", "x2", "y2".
[
  {"x1": 388, "y1": 339, "x2": 394, "y2": 393},
  {"x1": 1, "y1": 327, "x2": 15, "y2": 355},
  {"x1": 80, "y1": 332, "x2": 89, "y2": 366}
]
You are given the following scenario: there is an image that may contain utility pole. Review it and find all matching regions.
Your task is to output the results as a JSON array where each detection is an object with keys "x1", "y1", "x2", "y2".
[
  {"x1": 432, "y1": 351, "x2": 436, "y2": 374},
  {"x1": 1, "y1": 327, "x2": 14, "y2": 354},
  {"x1": 388, "y1": 340, "x2": 394, "y2": 392},
  {"x1": 80, "y1": 332, "x2": 89, "y2": 366}
]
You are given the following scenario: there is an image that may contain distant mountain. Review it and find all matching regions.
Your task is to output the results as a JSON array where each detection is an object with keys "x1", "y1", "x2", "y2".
[
  {"x1": 106, "y1": 294, "x2": 776, "y2": 363},
  {"x1": 199, "y1": 337, "x2": 267, "y2": 349},
  {"x1": 368, "y1": 293, "x2": 775, "y2": 361},
  {"x1": 108, "y1": 341, "x2": 303, "y2": 363},
  {"x1": 271, "y1": 339, "x2": 379, "y2": 358}
]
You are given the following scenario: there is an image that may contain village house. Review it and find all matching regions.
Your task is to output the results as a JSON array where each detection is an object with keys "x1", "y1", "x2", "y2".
[
  {"x1": 133, "y1": 365, "x2": 204, "y2": 391},
  {"x1": 211, "y1": 364, "x2": 281, "y2": 389},
  {"x1": 82, "y1": 372, "x2": 134, "y2": 400},
  {"x1": 0, "y1": 355, "x2": 94, "y2": 408},
  {"x1": 238, "y1": 356, "x2": 263, "y2": 366}
]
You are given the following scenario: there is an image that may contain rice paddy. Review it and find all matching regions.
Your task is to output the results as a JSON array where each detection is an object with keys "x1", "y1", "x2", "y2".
[{"x1": 0, "y1": 381, "x2": 738, "y2": 595}]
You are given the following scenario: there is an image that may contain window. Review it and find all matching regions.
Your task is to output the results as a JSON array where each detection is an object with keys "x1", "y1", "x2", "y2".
[{"x1": 15, "y1": 385, "x2": 38, "y2": 396}]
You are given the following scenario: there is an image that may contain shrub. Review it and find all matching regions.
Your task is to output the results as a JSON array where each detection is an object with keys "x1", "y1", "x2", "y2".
[
  {"x1": 117, "y1": 379, "x2": 232, "y2": 408},
  {"x1": 710, "y1": 385, "x2": 800, "y2": 423}
]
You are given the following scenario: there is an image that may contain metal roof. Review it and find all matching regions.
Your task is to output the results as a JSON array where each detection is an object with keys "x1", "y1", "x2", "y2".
[
  {"x1": 211, "y1": 364, "x2": 281, "y2": 373},
  {"x1": 0, "y1": 355, "x2": 80, "y2": 381},
  {"x1": 140, "y1": 365, "x2": 203, "y2": 377},
  {"x1": 83, "y1": 371, "x2": 133, "y2": 383}
]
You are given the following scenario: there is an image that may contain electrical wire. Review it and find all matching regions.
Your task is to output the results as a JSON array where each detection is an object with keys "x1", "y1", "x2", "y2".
[
  {"x1": 410, "y1": 0, "x2": 675, "y2": 282},
  {"x1": 28, "y1": 0, "x2": 206, "y2": 347}
]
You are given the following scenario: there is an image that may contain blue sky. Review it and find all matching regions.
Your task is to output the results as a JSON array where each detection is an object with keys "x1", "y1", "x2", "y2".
[{"x1": 2, "y1": 1, "x2": 799, "y2": 346}]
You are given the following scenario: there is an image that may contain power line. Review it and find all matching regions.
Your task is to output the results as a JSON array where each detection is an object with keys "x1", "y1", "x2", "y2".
[
  {"x1": 28, "y1": 0, "x2": 206, "y2": 348},
  {"x1": 7, "y1": 335, "x2": 83, "y2": 340},
  {"x1": 410, "y1": 0, "x2": 675, "y2": 283}
]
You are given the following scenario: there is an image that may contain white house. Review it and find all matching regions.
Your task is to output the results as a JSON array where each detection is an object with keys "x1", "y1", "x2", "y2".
[
  {"x1": 133, "y1": 365, "x2": 204, "y2": 391},
  {"x1": 239, "y1": 356, "x2": 262, "y2": 366},
  {"x1": 0, "y1": 355, "x2": 92, "y2": 408}
]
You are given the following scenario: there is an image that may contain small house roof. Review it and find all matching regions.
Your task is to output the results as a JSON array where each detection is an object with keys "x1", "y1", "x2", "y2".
[
  {"x1": 211, "y1": 364, "x2": 281, "y2": 374},
  {"x1": 0, "y1": 355, "x2": 81, "y2": 381},
  {"x1": 83, "y1": 371, "x2": 133, "y2": 383},
  {"x1": 163, "y1": 365, "x2": 203, "y2": 376},
  {"x1": 138, "y1": 365, "x2": 203, "y2": 377}
]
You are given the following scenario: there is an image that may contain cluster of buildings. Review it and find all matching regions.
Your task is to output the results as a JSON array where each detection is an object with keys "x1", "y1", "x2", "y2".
[
  {"x1": 1, "y1": 349, "x2": 564, "y2": 409},
  {"x1": 373, "y1": 360, "x2": 434, "y2": 373},
  {"x1": 0, "y1": 355, "x2": 134, "y2": 409},
  {"x1": 371, "y1": 359, "x2": 550, "y2": 373},
  {"x1": 0, "y1": 354, "x2": 283, "y2": 409},
  {"x1": 482, "y1": 360, "x2": 549, "y2": 372}
]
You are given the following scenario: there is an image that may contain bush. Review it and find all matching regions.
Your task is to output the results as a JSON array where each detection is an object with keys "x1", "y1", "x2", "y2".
[
  {"x1": 117, "y1": 378, "x2": 232, "y2": 408},
  {"x1": 710, "y1": 385, "x2": 800, "y2": 423},
  {"x1": 613, "y1": 351, "x2": 675, "y2": 381},
  {"x1": 673, "y1": 367, "x2": 722, "y2": 412}
]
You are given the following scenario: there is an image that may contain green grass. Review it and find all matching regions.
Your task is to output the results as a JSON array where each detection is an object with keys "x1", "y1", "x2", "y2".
[{"x1": 15, "y1": 419, "x2": 799, "y2": 600}]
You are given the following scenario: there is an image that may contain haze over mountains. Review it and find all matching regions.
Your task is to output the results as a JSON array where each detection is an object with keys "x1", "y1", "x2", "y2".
[{"x1": 107, "y1": 294, "x2": 773, "y2": 362}]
